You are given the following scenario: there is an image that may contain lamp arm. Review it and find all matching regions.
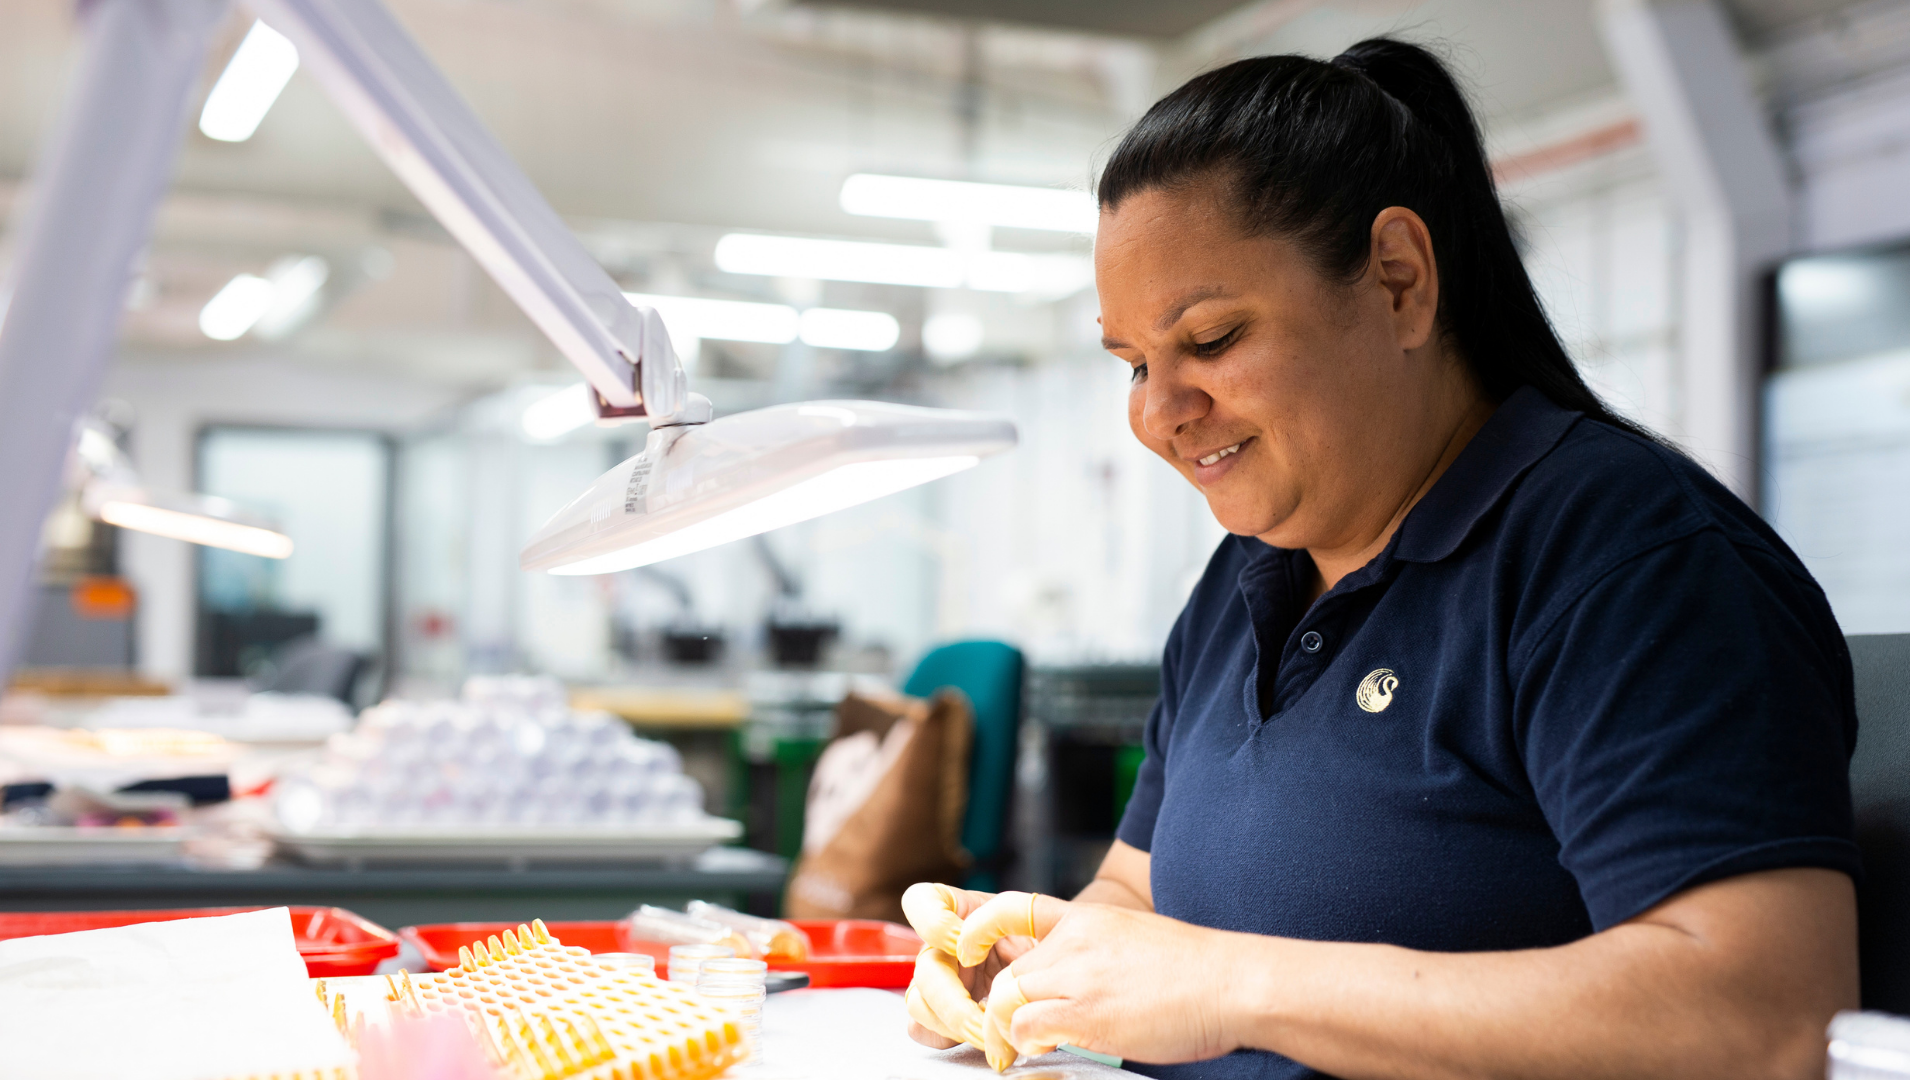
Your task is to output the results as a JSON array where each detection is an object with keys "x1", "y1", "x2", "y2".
[
  {"x1": 0, "y1": 0, "x2": 232, "y2": 677},
  {"x1": 245, "y1": 0, "x2": 686, "y2": 421}
]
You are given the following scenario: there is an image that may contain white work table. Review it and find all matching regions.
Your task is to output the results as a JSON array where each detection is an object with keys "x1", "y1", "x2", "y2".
[{"x1": 757, "y1": 987, "x2": 1143, "y2": 1080}]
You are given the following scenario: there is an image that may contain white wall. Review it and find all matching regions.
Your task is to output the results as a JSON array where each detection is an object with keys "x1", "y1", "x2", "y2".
[
  {"x1": 1792, "y1": 67, "x2": 1910, "y2": 253},
  {"x1": 1510, "y1": 148, "x2": 1686, "y2": 440},
  {"x1": 104, "y1": 354, "x2": 464, "y2": 681}
]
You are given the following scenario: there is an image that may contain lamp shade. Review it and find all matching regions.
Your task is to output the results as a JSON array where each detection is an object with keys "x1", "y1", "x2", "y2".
[{"x1": 520, "y1": 400, "x2": 1015, "y2": 575}]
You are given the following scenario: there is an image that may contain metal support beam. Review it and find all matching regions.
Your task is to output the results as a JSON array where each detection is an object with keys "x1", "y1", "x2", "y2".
[
  {"x1": 0, "y1": 0, "x2": 230, "y2": 677},
  {"x1": 1598, "y1": 0, "x2": 1791, "y2": 503}
]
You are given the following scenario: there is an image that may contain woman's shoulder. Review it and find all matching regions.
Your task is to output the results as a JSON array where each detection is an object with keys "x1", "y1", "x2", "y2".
[
  {"x1": 1517, "y1": 415, "x2": 1802, "y2": 576},
  {"x1": 1494, "y1": 412, "x2": 1839, "y2": 662}
]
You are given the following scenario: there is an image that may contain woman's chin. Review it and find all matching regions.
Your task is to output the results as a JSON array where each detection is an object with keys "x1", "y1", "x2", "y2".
[{"x1": 1206, "y1": 503, "x2": 1284, "y2": 542}]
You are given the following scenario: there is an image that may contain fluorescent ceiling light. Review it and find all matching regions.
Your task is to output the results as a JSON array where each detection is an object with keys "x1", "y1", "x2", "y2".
[
  {"x1": 713, "y1": 233, "x2": 1090, "y2": 297},
  {"x1": 521, "y1": 400, "x2": 1014, "y2": 575},
  {"x1": 253, "y1": 255, "x2": 330, "y2": 339},
  {"x1": 199, "y1": 273, "x2": 275, "y2": 340},
  {"x1": 85, "y1": 485, "x2": 293, "y2": 559},
  {"x1": 799, "y1": 308, "x2": 899, "y2": 352},
  {"x1": 841, "y1": 174, "x2": 1097, "y2": 234},
  {"x1": 715, "y1": 234, "x2": 962, "y2": 289},
  {"x1": 522, "y1": 382, "x2": 597, "y2": 441},
  {"x1": 923, "y1": 313, "x2": 985, "y2": 363},
  {"x1": 623, "y1": 292, "x2": 799, "y2": 348},
  {"x1": 966, "y1": 251, "x2": 1094, "y2": 296},
  {"x1": 622, "y1": 293, "x2": 898, "y2": 352},
  {"x1": 199, "y1": 20, "x2": 299, "y2": 143}
]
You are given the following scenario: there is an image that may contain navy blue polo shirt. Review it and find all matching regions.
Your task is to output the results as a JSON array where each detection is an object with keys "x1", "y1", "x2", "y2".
[{"x1": 1115, "y1": 387, "x2": 1861, "y2": 1080}]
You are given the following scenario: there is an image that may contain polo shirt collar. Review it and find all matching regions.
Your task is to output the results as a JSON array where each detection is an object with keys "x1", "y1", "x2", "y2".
[{"x1": 1392, "y1": 386, "x2": 1580, "y2": 564}]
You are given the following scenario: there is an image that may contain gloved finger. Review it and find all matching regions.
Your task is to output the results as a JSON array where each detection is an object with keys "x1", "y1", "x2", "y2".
[
  {"x1": 955, "y1": 892, "x2": 1067, "y2": 968},
  {"x1": 911, "y1": 946, "x2": 985, "y2": 1049},
  {"x1": 1005, "y1": 998, "x2": 1074, "y2": 1061},
  {"x1": 902, "y1": 882, "x2": 971, "y2": 956},
  {"x1": 905, "y1": 983, "x2": 962, "y2": 1047},
  {"x1": 982, "y1": 967, "x2": 1031, "y2": 1072}
]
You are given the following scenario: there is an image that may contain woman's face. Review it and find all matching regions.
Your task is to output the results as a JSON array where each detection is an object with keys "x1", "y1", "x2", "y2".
[{"x1": 1096, "y1": 185, "x2": 1458, "y2": 555}]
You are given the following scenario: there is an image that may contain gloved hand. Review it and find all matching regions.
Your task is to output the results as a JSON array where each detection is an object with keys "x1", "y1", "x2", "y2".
[{"x1": 901, "y1": 882, "x2": 1061, "y2": 1072}]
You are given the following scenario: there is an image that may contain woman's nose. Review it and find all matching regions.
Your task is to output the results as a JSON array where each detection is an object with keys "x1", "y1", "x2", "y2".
[{"x1": 1140, "y1": 361, "x2": 1210, "y2": 441}]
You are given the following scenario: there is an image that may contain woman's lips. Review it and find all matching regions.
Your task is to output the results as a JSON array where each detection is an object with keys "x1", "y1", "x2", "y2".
[{"x1": 1190, "y1": 437, "x2": 1252, "y2": 484}]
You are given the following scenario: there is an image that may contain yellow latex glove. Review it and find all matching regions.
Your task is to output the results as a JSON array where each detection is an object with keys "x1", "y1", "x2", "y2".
[
  {"x1": 959, "y1": 891, "x2": 1065, "y2": 1071},
  {"x1": 902, "y1": 881, "x2": 967, "y2": 956},
  {"x1": 902, "y1": 884, "x2": 1059, "y2": 1072},
  {"x1": 906, "y1": 946, "x2": 986, "y2": 1048}
]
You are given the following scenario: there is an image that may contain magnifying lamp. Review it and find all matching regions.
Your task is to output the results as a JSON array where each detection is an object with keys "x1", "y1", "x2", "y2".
[
  {"x1": 228, "y1": 0, "x2": 1018, "y2": 576},
  {"x1": 522, "y1": 399, "x2": 1014, "y2": 575},
  {"x1": 0, "y1": 0, "x2": 1017, "y2": 672}
]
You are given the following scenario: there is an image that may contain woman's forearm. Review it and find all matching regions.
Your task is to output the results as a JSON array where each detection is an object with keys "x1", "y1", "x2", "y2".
[
  {"x1": 1074, "y1": 839, "x2": 1154, "y2": 911},
  {"x1": 1224, "y1": 869, "x2": 1855, "y2": 1080},
  {"x1": 1073, "y1": 876, "x2": 1151, "y2": 910}
]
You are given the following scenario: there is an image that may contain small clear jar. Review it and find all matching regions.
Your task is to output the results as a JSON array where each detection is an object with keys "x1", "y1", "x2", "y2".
[
  {"x1": 592, "y1": 952, "x2": 656, "y2": 975},
  {"x1": 667, "y1": 943, "x2": 736, "y2": 985},
  {"x1": 699, "y1": 957, "x2": 769, "y2": 1065}
]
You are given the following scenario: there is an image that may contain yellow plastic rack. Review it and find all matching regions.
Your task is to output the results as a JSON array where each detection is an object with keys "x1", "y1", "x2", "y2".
[{"x1": 386, "y1": 919, "x2": 746, "y2": 1080}]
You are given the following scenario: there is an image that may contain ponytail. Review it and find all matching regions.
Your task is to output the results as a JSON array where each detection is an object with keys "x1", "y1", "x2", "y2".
[{"x1": 1097, "y1": 38, "x2": 1652, "y2": 440}]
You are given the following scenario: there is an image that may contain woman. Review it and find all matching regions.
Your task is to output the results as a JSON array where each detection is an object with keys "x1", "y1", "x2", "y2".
[{"x1": 905, "y1": 38, "x2": 1860, "y2": 1080}]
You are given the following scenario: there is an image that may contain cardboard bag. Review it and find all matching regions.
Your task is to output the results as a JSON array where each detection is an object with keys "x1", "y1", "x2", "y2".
[{"x1": 786, "y1": 690, "x2": 972, "y2": 922}]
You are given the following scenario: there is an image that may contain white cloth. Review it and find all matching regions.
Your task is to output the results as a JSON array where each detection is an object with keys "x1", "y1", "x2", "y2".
[
  {"x1": 0, "y1": 907, "x2": 353, "y2": 1080},
  {"x1": 757, "y1": 987, "x2": 1144, "y2": 1079}
]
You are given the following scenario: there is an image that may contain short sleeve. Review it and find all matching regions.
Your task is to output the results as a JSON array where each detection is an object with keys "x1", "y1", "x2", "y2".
[
  {"x1": 1515, "y1": 530, "x2": 1862, "y2": 930},
  {"x1": 1117, "y1": 613, "x2": 1187, "y2": 854}
]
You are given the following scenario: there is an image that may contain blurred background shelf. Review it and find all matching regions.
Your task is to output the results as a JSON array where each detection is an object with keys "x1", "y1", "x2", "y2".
[{"x1": 0, "y1": 847, "x2": 789, "y2": 928}]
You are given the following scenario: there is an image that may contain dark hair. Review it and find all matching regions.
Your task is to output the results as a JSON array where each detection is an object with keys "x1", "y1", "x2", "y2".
[{"x1": 1097, "y1": 38, "x2": 1649, "y2": 438}]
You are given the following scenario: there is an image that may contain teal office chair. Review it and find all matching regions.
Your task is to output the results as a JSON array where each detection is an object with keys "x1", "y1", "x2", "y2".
[{"x1": 904, "y1": 640, "x2": 1026, "y2": 892}]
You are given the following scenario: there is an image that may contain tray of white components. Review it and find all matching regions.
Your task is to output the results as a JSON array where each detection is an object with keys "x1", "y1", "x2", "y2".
[
  {"x1": 0, "y1": 826, "x2": 189, "y2": 866},
  {"x1": 269, "y1": 817, "x2": 742, "y2": 866}
]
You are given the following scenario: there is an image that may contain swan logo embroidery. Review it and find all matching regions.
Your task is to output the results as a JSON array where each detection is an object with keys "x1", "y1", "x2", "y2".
[{"x1": 1356, "y1": 669, "x2": 1399, "y2": 713}]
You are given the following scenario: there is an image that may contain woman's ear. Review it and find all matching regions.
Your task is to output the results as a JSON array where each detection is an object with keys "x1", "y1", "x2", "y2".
[{"x1": 1369, "y1": 206, "x2": 1440, "y2": 352}]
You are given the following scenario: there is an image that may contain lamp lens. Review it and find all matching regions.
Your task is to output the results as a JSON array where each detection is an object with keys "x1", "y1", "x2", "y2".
[{"x1": 550, "y1": 455, "x2": 978, "y2": 575}]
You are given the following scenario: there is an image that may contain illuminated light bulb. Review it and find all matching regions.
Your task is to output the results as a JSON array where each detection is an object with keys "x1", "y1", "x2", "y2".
[
  {"x1": 715, "y1": 234, "x2": 965, "y2": 289},
  {"x1": 521, "y1": 383, "x2": 597, "y2": 441},
  {"x1": 923, "y1": 313, "x2": 985, "y2": 364},
  {"x1": 712, "y1": 233, "x2": 1089, "y2": 296},
  {"x1": 798, "y1": 308, "x2": 900, "y2": 352},
  {"x1": 622, "y1": 293, "x2": 800, "y2": 347},
  {"x1": 253, "y1": 255, "x2": 331, "y2": 339},
  {"x1": 199, "y1": 20, "x2": 300, "y2": 143},
  {"x1": 198, "y1": 273, "x2": 275, "y2": 340},
  {"x1": 840, "y1": 174, "x2": 1097, "y2": 234},
  {"x1": 95, "y1": 500, "x2": 294, "y2": 559}
]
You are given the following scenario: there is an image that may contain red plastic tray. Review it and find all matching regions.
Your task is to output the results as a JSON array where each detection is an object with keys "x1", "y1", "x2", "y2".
[
  {"x1": 400, "y1": 917, "x2": 921, "y2": 988},
  {"x1": 770, "y1": 919, "x2": 920, "y2": 989},
  {"x1": 400, "y1": 920, "x2": 638, "y2": 972},
  {"x1": 0, "y1": 906, "x2": 400, "y2": 977}
]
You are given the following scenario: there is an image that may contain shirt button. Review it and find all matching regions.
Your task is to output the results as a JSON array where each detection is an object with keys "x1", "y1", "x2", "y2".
[{"x1": 1300, "y1": 631, "x2": 1324, "y2": 654}]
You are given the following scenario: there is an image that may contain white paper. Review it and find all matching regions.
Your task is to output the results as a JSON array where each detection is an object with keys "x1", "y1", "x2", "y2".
[
  {"x1": 757, "y1": 987, "x2": 1143, "y2": 1080},
  {"x1": 0, "y1": 907, "x2": 354, "y2": 1080}
]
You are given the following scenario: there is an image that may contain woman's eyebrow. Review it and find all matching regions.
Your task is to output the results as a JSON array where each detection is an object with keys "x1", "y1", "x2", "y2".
[
  {"x1": 1102, "y1": 286, "x2": 1239, "y2": 349},
  {"x1": 1155, "y1": 287, "x2": 1235, "y2": 331}
]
